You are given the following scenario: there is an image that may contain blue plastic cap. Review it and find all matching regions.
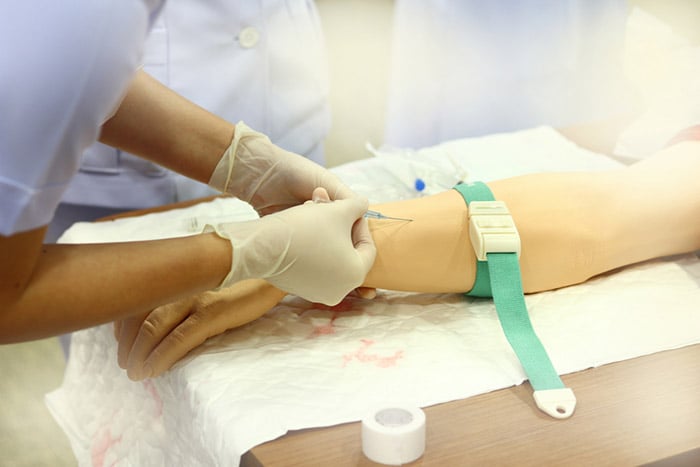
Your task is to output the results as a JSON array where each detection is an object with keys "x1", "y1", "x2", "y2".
[{"x1": 414, "y1": 178, "x2": 426, "y2": 192}]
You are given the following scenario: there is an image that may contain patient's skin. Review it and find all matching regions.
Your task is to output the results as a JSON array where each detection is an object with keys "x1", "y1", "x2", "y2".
[
  {"x1": 365, "y1": 191, "x2": 475, "y2": 293},
  {"x1": 372, "y1": 142, "x2": 700, "y2": 295},
  {"x1": 366, "y1": 173, "x2": 611, "y2": 294}
]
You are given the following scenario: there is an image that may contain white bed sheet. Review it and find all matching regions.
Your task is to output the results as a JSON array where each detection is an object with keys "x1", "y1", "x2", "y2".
[{"x1": 46, "y1": 127, "x2": 700, "y2": 467}]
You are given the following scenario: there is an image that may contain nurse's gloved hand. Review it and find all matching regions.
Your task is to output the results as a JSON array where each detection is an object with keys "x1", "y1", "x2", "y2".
[
  {"x1": 210, "y1": 195, "x2": 376, "y2": 305},
  {"x1": 310, "y1": 186, "x2": 377, "y2": 300},
  {"x1": 208, "y1": 121, "x2": 355, "y2": 215}
]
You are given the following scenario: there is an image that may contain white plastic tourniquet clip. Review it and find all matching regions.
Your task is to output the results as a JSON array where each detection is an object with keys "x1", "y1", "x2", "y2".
[{"x1": 468, "y1": 201, "x2": 521, "y2": 261}]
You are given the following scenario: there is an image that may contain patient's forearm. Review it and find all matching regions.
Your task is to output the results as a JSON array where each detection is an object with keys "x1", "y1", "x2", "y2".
[
  {"x1": 115, "y1": 142, "x2": 699, "y2": 312},
  {"x1": 364, "y1": 141, "x2": 700, "y2": 294},
  {"x1": 363, "y1": 182, "x2": 608, "y2": 294},
  {"x1": 364, "y1": 192, "x2": 475, "y2": 293}
]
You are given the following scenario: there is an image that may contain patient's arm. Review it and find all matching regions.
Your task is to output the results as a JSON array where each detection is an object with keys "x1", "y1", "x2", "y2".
[
  {"x1": 366, "y1": 175, "x2": 607, "y2": 294},
  {"x1": 115, "y1": 279, "x2": 287, "y2": 380},
  {"x1": 119, "y1": 140, "x2": 700, "y2": 379},
  {"x1": 369, "y1": 141, "x2": 700, "y2": 293}
]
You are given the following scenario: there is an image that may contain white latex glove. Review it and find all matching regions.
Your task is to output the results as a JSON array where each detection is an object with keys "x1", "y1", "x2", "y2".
[
  {"x1": 209, "y1": 121, "x2": 354, "y2": 215},
  {"x1": 209, "y1": 196, "x2": 376, "y2": 306}
]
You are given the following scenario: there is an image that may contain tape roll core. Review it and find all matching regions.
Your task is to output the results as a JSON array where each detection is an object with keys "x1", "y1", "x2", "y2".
[{"x1": 361, "y1": 407, "x2": 426, "y2": 465}]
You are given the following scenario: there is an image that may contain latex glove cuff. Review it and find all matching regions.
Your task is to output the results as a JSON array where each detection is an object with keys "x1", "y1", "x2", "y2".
[
  {"x1": 205, "y1": 217, "x2": 290, "y2": 290},
  {"x1": 208, "y1": 121, "x2": 268, "y2": 202}
]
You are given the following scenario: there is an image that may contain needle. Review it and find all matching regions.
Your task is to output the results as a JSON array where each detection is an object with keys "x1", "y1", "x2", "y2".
[{"x1": 364, "y1": 209, "x2": 413, "y2": 222}]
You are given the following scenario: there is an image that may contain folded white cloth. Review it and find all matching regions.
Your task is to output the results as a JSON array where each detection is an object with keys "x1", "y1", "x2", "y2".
[{"x1": 46, "y1": 127, "x2": 700, "y2": 467}]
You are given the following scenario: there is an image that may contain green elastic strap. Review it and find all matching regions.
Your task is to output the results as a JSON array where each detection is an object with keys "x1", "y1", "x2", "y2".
[
  {"x1": 454, "y1": 182, "x2": 493, "y2": 298},
  {"x1": 452, "y1": 182, "x2": 564, "y2": 392}
]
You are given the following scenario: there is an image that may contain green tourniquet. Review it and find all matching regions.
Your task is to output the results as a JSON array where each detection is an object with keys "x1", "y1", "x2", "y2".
[
  {"x1": 453, "y1": 182, "x2": 493, "y2": 297},
  {"x1": 469, "y1": 261, "x2": 492, "y2": 297},
  {"x1": 487, "y1": 253, "x2": 565, "y2": 391},
  {"x1": 452, "y1": 181, "x2": 564, "y2": 391}
]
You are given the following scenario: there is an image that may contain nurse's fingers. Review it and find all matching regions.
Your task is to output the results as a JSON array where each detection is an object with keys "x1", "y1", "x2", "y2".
[
  {"x1": 351, "y1": 216, "x2": 377, "y2": 274},
  {"x1": 311, "y1": 186, "x2": 331, "y2": 203},
  {"x1": 319, "y1": 188, "x2": 376, "y2": 300}
]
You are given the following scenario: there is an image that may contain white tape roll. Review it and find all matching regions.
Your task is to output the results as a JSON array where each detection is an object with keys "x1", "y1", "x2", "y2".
[{"x1": 361, "y1": 407, "x2": 426, "y2": 465}]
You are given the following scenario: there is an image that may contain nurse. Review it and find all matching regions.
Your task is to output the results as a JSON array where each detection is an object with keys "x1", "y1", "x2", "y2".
[
  {"x1": 0, "y1": 2, "x2": 376, "y2": 343},
  {"x1": 48, "y1": 0, "x2": 331, "y2": 242}
]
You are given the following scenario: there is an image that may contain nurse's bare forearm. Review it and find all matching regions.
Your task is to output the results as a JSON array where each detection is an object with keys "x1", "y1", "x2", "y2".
[
  {"x1": 0, "y1": 233, "x2": 230, "y2": 343},
  {"x1": 99, "y1": 70, "x2": 233, "y2": 184}
]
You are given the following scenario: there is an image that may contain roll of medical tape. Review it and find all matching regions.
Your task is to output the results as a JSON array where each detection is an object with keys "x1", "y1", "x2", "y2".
[{"x1": 361, "y1": 407, "x2": 426, "y2": 465}]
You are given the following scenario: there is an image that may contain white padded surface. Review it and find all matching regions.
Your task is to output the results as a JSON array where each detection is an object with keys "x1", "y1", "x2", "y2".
[{"x1": 46, "y1": 127, "x2": 700, "y2": 467}]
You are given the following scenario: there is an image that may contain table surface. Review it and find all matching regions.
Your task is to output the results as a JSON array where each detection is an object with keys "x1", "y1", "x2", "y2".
[{"x1": 242, "y1": 344, "x2": 700, "y2": 467}]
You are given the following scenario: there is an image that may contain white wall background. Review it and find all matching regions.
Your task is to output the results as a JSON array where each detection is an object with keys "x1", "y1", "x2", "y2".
[
  {"x1": 316, "y1": 0, "x2": 395, "y2": 168},
  {"x1": 316, "y1": 0, "x2": 700, "y2": 166}
]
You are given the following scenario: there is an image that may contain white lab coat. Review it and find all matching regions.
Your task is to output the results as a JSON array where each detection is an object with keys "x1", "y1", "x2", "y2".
[
  {"x1": 384, "y1": 0, "x2": 637, "y2": 148},
  {"x1": 0, "y1": 1, "x2": 163, "y2": 236},
  {"x1": 62, "y1": 0, "x2": 331, "y2": 209}
]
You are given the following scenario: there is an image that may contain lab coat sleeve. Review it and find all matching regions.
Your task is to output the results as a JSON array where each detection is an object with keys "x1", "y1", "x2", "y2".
[{"x1": 0, "y1": 1, "x2": 157, "y2": 235}]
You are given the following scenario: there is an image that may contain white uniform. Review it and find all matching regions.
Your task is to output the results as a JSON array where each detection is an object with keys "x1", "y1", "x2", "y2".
[
  {"x1": 384, "y1": 0, "x2": 636, "y2": 148},
  {"x1": 0, "y1": 1, "x2": 163, "y2": 236},
  {"x1": 61, "y1": 0, "x2": 331, "y2": 210}
]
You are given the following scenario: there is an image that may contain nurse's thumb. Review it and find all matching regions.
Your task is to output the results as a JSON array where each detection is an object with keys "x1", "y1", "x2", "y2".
[
  {"x1": 337, "y1": 196, "x2": 370, "y2": 222},
  {"x1": 311, "y1": 186, "x2": 331, "y2": 203},
  {"x1": 351, "y1": 217, "x2": 377, "y2": 275}
]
